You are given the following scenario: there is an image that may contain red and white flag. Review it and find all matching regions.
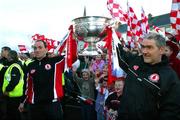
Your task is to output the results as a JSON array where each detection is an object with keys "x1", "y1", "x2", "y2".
[
  {"x1": 112, "y1": 29, "x2": 125, "y2": 79},
  {"x1": 141, "y1": 7, "x2": 150, "y2": 36},
  {"x1": 18, "y1": 45, "x2": 27, "y2": 53},
  {"x1": 126, "y1": 3, "x2": 142, "y2": 45},
  {"x1": 170, "y1": 0, "x2": 180, "y2": 40},
  {"x1": 153, "y1": 25, "x2": 161, "y2": 32},
  {"x1": 107, "y1": 0, "x2": 127, "y2": 22},
  {"x1": 54, "y1": 33, "x2": 69, "y2": 55},
  {"x1": 152, "y1": 25, "x2": 165, "y2": 37},
  {"x1": 32, "y1": 34, "x2": 61, "y2": 53},
  {"x1": 32, "y1": 34, "x2": 45, "y2": 41},
  {"x1": 64, "y1": 25, "x2": 78, "y2": 71}
]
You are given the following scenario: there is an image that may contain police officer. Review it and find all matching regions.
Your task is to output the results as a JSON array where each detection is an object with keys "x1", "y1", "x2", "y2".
[
  {"x1": 0, "y1": 46, "x2": 11, "y2": 120},
  {"x1": 0, "y1": 63, "x2": 6, "y2": 120},
  {"x1": 2, "y1": 50, "x2": 24, "y2": 120}
]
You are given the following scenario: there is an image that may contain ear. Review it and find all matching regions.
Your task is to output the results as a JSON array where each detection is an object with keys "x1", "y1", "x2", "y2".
[
  {"x1": 45, "y1": 47, "x2": 48, "y2": 52},
  {"x1": 159, "y1": 46, "x2": 165, "y2": 55}
]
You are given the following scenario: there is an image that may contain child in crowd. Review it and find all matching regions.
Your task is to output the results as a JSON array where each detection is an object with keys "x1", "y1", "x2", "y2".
[
  {"x1": 105, "y1": 80, "x2": 125, "y2": 120},
  {"x1": 72, "y1": 68, "x2": 96, "y2": 120},
  {"x1": 95, "y1": 76, "x2": 109, "y2": 120},
  {"x1": 90, "y1": 54, "x2": 105, "y2": 73}
]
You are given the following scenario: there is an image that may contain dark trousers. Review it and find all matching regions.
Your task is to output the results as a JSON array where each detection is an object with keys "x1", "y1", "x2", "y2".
[
  {"x1": 5, "y1": 97, "x2": 21, "y2": 120},
  {"x1": 0, "y1": 97, "x2": 7, "y2": 120},
  {"x1": 80, "y1": 101, "x2": 96, "y2": 120},
  {"x1": 29, "y1": 101, "x2": 63, "y2": 120}
]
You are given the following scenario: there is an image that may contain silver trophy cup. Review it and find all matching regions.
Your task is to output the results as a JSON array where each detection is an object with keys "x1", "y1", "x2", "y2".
[{"x1": 72, "y1": 16, "x2": 110, "y2": 55}]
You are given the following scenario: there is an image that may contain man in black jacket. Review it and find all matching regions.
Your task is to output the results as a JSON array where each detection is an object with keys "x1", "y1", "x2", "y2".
[
  {"x1": 0, "y1": 46, "x2": 11, "y2": 120},
  {"x1": 19, "y1": 40, "x2": 65, "y2": 120},
  {"x1": 117, "y1": 32, "x2": 180, "y2": 120}
]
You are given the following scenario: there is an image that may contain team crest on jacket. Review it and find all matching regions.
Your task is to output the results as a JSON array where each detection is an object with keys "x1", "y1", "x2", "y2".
[
  {"x1": 30, "y1": 69, "x2": 36, "y2": 74},
  {"x1": 45, "y1": 64, "x2": 51, "y2": 70},
  {"x1": 149, "y1": 73, "x2": 159, "y2": 83},
  {"x1": 133, "y1": 65, "x2": 139, "y2": 70}
]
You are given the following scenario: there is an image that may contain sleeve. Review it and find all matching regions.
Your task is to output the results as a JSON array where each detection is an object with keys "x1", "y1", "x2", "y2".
[
  {"x1": 5, "y1": 67, "x2": 21, "y2": 92},
  {"x1": 105, "y1": 95, "x2": 111, "y2": 110},
  {"x1": 0, "y1": 64, "x2": 5, "y2": 87},
  {"x1": 159, "y1": 74, "x2": 180, "y2": 120},
  {"x1": 116, "y1": 44, "x2": 136, "y2": 72},
  {"x1": 0, "y1": 64, "x2": 4, "y2": 71},
  {"x1": 104, "y1": 89, "x2": 109, "y2": 101},
  {"x1": 72, "y1": 72, "x2": 82, "y2": 83},
  {"x1": 175, "y1": 61, "x2": 180, "y2": 79}
]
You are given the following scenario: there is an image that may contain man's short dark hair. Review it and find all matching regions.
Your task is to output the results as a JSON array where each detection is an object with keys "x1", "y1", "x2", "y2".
[
  {"x1": 8, "y1": 50, "x2": 18, "y2": 62},
  {"x1": 35, "y1": 40, "x2": 47, "y2": 48},
  {"x1": 2, "y1": 46, "x2": 11, "y2": 51}
]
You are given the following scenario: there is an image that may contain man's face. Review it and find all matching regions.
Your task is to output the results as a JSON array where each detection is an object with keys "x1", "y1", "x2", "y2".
[
  {"x1": 141, "y1": 39, "x2": 164, "y2": 65},
  {"x1": 164, "y1": 46, "x2": 173, "y2": 58},
  {"x1": 7, "y1": 52, "x2": 13, "y2": 62},
  {"x1": 115, "y1": 80, "x2": 124, "y2": 93},
  {"x1": 33, "y1": 41, "x2": 48, "y2": 60},
  {"x1": 1, "y1": 49, "x2": 8, "y2": 58},
  {"x1": 95, "y1": 54, "x2": 102, "y2": 61}
]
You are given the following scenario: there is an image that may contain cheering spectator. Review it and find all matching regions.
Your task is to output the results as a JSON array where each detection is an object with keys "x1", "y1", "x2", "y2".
[{"x1": 164, "y1": 40, "x2": 180, "y2": 79}]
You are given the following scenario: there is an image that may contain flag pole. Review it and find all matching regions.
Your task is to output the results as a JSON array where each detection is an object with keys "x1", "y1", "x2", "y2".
[{"x1": 83, "y1": 0, "x2": 87, "y2": 17}]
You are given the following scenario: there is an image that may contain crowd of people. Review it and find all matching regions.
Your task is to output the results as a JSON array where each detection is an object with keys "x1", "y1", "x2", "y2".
[{"x1": 0, "y1": 32, "x2": 180, "y2": 120}]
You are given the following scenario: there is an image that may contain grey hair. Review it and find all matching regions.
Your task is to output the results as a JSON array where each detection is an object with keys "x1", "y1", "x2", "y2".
[{"x1": 144, "y1": 32, "x2": 166, "y2": 48}]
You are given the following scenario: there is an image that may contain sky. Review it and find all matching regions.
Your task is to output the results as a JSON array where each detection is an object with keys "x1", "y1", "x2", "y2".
[{"x1": 0, "y1": 0, "x2": 172, "y2": 51}]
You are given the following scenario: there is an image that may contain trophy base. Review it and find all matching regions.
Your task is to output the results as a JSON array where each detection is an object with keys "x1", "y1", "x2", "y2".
[{"x1": 79, "y1": 46, "x2": 102, "y2": 56}]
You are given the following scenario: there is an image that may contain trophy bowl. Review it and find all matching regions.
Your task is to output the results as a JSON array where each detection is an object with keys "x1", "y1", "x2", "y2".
[{"x1": 72, "y1": 16, "x2": 111, "y2": 55}]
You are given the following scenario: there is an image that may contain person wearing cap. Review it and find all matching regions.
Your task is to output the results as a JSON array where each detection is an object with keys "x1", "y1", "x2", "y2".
[
  {"x1": 0, "y1": 46, "x2": 11, "y2": 120},
  {"x1": 2, "y1": 50, "x2": 24, "y2": 120},
  {"x1": 164, "y1": 40, "x2": 180, "y2": 79}
]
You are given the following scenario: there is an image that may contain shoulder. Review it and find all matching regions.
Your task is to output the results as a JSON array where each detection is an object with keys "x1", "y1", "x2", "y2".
[
  {"x1": 159, "y1": 65, "x2": 180, "y2": 91},
  {"x1": 10, "y1": 64, "x2": 22, "y2": 73},
  {"x1": 49, "y1": 55, "x2": 64, "y2": 62},
  {"x1": 160, "y1": 65, "x2": 176, "y2": 76},
  {"x1": 159, "y1": 65, "x2": 178, "y2": 80},
  {"x1": 27, "y1": 59, "x2": 36, "y2": 66}
]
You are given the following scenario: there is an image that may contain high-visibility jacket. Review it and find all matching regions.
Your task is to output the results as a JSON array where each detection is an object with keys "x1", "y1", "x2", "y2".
[
  {"x1": 2, "y1": 63, "x2": 24, "y2": 97},
  {"x1": 24, "y1": 59, "x2": 33, "y2": 66},
  {"x1": 20, "y1": 59, "x2": 33, "y2": 67},
  {"x1": 0, "y1": 64, "x2": 4, "y2": 71}
]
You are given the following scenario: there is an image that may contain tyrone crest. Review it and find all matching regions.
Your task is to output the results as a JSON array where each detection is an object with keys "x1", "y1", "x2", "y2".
[
  {"x1": 45, "y1": 64, "x2": 51, "y2": 70},
  {"x1": 30, "y1": 69, "x2": 36, "y2": 74},
  {"x1": 149, "y1": 73, "x2": 159, "y2": 83}
]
